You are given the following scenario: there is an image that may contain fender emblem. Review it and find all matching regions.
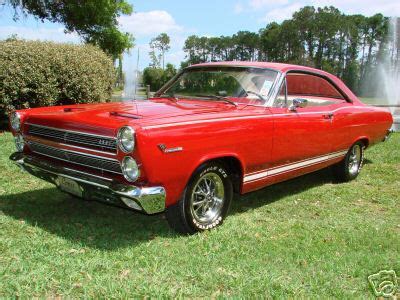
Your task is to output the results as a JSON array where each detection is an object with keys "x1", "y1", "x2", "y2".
[{"x1": 158, "y1": 144, "x2": 183, "y2": 153}]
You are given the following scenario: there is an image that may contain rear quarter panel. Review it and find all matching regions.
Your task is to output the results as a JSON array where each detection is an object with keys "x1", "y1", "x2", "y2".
[{"x1": 345, "y1": 105, "x2": 393, "y2": 147}]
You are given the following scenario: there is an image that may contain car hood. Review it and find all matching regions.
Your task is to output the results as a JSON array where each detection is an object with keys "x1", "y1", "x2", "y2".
[
  {"x1": 24, "y1": 98, "x2": 235, "y2": 135},
  {"x1": 131, "y1": 98, "x2": 232, "y2": 118}
]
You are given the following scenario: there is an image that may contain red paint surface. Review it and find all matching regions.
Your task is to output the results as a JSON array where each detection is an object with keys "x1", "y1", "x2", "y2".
[{"x1": 11, "y1": 62, "x2": 393, "y2": 207}]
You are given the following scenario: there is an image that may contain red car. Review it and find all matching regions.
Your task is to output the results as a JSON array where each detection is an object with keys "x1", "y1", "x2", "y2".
[{"x1": 9, "y1": 62, "x2": 393, "y2": 234}]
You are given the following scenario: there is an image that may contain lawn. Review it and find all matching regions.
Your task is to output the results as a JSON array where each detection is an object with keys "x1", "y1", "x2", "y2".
[{"x1": 0, "y1": 132, "x2": 399, "y2": 298}]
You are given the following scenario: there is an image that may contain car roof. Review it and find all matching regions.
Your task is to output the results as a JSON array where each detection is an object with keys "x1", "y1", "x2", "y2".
[{"x1": 190, "y1": 61, "x2": 329, "y2": 75}]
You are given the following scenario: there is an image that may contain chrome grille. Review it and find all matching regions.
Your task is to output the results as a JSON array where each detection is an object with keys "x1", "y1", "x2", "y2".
[
  {"x1": 28, "y1": 141, "x2": 122, "y2": 175},
  {"x1": 28, "y1": 124, "x2": 117, "y2": 153}
]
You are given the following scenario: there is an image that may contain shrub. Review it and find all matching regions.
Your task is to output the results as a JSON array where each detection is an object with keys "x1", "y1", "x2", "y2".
[
  {"x1": 142, "y1": 63, "x2": 177, "y2": 92},
  {"x1": 142, "y1": 67, "x2": 165, "y2": 91},
  {"x1": 0, "y1": 40, "x2": 116, "y2": 112}
]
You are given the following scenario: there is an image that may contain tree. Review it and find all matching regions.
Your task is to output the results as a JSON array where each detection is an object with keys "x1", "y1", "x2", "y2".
[
  {"x1": 180, "y1": 5, "x2": 390, "y2": 96},
  {"x1": 149, "y1": 33, "x2": 171, "y2": 69},
  {"x1": 232, "y1": 31, "x2": 259, "y2": 61},
  {"x1": 163, "y1": 63, "x2": 177, "y2": 82},
  {"x1": 149, "y1": 46, "x2": 161, "y2": 68},
  {"x1": 5, "y1": 0, "x2": 135, "y2": 59},
  {"x1": 259, "y1": 22, "x2": 281, "y2": 61}
]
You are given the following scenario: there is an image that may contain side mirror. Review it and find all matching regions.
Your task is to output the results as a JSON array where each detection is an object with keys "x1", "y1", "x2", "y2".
[{"x1": 289, "y1": 98, "x2": 308, "y2": 111}]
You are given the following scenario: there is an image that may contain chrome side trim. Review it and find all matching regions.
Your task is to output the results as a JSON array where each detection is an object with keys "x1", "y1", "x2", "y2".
[
  {"x1": 26, "y1": 123, "x2": 116, "y2": 140},
  {"x1": 243, "y1": 150, "x2": 348, "y2": 183}
]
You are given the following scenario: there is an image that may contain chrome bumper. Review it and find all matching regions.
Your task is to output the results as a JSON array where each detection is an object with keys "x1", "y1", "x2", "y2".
[
  {"x1": 9, "y1": 152, "x2": 166, "y2": 214},
  {"x1": 383, "y1": 129, "x2": 393, "y2": 142}
]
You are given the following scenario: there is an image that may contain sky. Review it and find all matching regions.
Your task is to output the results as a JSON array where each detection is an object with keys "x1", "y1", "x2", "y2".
[{"x1": 1, "y1": 0, "x2": 400, "y2": 72}]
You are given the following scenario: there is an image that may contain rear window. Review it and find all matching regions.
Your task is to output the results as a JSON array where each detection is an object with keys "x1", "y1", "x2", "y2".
[{"x1": 286, "y1": 73, "x2": 344, "y2": 100}]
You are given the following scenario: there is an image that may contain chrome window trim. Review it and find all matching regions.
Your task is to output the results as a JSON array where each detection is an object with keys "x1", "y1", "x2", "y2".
[
  {"x1": 268, "y1": 70, "x2": 352, "y2": 106},
  {"x1": 155, "y1": 65, "x2": 282, "y2": 107},
  {"x1": 266, "y1": 72, "x2": 286, "y2": 107}
]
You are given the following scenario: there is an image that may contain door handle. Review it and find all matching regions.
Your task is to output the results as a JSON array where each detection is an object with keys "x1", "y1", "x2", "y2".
[{"x1": 323, "y1": 113, "x2": 334, "y2": 120}]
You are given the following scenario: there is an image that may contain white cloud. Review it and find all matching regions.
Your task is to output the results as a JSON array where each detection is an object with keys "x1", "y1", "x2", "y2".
[
  {"x1": 168, "y1": 49, "x2": 186, "y2": 66},
  {"x1": 241, "y1": 0, "x2": 400, "y2": 21},
  {"x1": 0, "y1": 26, "x2": 80, "y2": 43},
  {"x1": 234, "y1": 3, "x2": 245, "y2": 14},
  {"x1": 118, "y1": 10, "x2": 183, "y2": 37},
  {"x1": 118, "y1": 10, "x2": 192, "y2": 69},
  {"x1": 259, "y1": 3, "x2": 303, "y2": 23},
  {"x1": 250, "y1": 0, "x2": 290, "y2": 9}
]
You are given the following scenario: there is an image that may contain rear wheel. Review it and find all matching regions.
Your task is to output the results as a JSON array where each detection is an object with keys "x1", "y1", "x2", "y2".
[
  {"x1": 165, "y1": 162, "x2": 233, "y2": 234},
  {"x1": 333, "y1": 142, "x2": 365, "y2": 182}
]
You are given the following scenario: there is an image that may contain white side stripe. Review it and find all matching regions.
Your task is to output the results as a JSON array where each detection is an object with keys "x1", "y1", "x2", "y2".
[{"x1": 243, "y1": 150, "x2": 347, "y2": 183}]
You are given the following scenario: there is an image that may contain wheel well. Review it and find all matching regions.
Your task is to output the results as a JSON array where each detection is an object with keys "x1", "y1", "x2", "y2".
[
  {"x1": 207, "y1": 156, "x2": 243, "y2": 194},
  {"x1": 359, "y1": 138, "x2": 369, "y2": 148}
]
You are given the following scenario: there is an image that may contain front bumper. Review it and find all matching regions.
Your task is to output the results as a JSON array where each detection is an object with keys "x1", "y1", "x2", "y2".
[{"x1": 10, "y1": 152, "x2": 166, "y2": 214}]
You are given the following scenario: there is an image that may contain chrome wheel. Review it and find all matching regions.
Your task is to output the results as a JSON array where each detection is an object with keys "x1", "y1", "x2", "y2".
[
  {"x1": 348, "y1": 144, "x2": 362, "y2": 176},
  {"x1": 190, "y1": 172, "x2": 225, "y2": 224}
]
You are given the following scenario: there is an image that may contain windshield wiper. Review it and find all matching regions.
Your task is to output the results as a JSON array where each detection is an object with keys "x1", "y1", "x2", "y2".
[
  {"x1": 246, "y1": 90, "x2": 267, "y2": 102},
  {"x1": 194, "y1": 94, "x2": 237, "y2": 107},
  {"x1": 153, "y1": 92, "x2": 179, "y2": 102}
]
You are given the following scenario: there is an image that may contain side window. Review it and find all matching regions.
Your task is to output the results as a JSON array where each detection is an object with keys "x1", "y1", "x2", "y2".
[
  {"x1": 273, "y1": 80, "x2": 286, "y2": 108},
  {"x1": 286, "y1": 73, "x2": 345, "y2": 107}
]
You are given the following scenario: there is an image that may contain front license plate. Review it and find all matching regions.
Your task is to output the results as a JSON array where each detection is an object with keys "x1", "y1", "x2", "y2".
[{"x1": 57, "y1": 176, "x2": 83, "y2": 198}]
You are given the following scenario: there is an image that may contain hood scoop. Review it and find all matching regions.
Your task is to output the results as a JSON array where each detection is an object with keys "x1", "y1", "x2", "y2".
[{"x1": 109, "y1": 111, "x2": 142, "y2": 119}]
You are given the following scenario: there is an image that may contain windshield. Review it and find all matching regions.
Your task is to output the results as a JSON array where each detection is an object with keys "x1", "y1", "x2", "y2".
[{"x1": 157, "y1": 66, "x2": 279, "y2": 105}]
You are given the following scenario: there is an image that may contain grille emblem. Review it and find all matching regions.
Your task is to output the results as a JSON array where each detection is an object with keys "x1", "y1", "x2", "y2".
[{"x1": 99, "y1": 139, "x2": 113, "y2": 147}]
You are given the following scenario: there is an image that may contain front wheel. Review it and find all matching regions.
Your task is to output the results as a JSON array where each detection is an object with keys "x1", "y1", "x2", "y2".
[
  {"x1": 333, "y1": 142, "x2": 365, "y2": 182},
  {"x1": 165, "y1": 162, "x2": 233, "y2": 234}
]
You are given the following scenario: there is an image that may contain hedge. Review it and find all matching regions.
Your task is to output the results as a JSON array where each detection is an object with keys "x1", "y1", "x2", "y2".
[
  {"x1": 142, "y1": 63, "x2": 178, "y2": 92},
  {"x1": 0, "y1": 40, "x2": 116, "y2": 112}
]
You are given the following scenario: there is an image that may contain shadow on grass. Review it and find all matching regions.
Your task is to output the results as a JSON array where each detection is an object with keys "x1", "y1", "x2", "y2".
[
  {"x1": 230, "y1": 167, "x2": 335, "y2": 215},
  {"x1": 363, "y1": 158, "x2": 373, "y2": 165},
  {"x1": 0, "y1": 167, "x2": 335, "y2": 248},
  {"x1": 0, "y1": 187, "x2": 176, "y2": 250}
]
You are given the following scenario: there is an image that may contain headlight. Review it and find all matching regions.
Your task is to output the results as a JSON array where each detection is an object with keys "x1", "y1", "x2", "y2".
[
  {"x1": 15, "y1": 134, "x2": 24, "y2": 152},
  {"x1": 121, "y1": 156, "x2": 140, "y2": 182},
  {"x1": 10, "y1": 112, "x2": 21, "y2": 132},
  {"x1": 117, "y1": 126, "x2": 135, "y2": 153}
]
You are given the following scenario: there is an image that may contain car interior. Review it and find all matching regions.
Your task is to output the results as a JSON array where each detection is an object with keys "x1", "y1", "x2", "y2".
[{"x1": 273, "y1": 72, "x2": 347, "y2": 108}]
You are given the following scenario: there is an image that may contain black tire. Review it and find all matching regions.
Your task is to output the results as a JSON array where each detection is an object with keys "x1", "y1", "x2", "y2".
[
  {"x1": 165, "y1": 162, "x2": 233, "y2": 234},
  {"x1": 333, "y1": 141, "x2": 365, "y2": 182}
]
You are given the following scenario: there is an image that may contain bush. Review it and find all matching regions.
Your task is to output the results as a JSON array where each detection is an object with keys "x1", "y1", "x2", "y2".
[
  {"x1": 142, "y1": 67, "x2": 165, "y2": 91},
  {"x1": 142, "y1": 63, "x2": 177, "y2": 92},
  {"x1": 0, "y1": 40, "x2": 116, "y2": 111}
]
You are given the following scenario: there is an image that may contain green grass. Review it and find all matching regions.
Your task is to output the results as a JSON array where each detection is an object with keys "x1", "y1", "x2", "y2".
[{"x1": 0, "y1": 132, "x2": 399, "y2": 298}]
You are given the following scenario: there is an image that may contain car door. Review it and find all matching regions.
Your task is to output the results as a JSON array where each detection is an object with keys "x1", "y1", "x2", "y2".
[{"x1": 268, "y1": 72, "x2": 345, "y2": 181}]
